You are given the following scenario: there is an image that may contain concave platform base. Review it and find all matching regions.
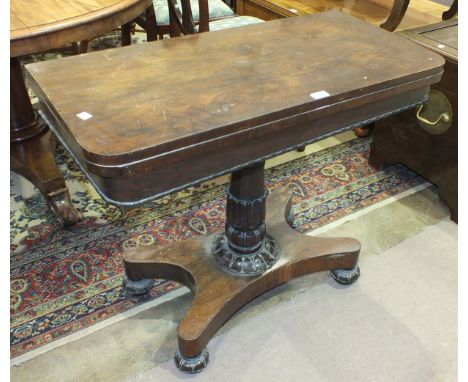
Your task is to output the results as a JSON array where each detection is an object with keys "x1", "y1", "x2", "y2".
[{"x1": 123, "y1": 188, "x2": 360, "y2": 373}]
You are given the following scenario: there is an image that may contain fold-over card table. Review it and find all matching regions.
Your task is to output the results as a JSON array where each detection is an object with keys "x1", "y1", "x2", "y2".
[{"x1": 26, "y1": 10, "x2": 444, "y2": 373}]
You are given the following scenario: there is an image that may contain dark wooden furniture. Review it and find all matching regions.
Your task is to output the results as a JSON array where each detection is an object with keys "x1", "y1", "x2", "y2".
[
  {"x1": 168, "y1": 0, "x2": 263, "y2": 36},
  {"x1": 10, "y1": 0, "x2": 155, "y2": 225},
  {"x1": 442, "y1": 0, "x2": 457, "y2": 20},
  {"x1": 235, "y1": 0, "x2": 448, "y2": 140},
  {"x1": 121, "y1": 5, "x2": 158, "y2": 46},
  {"x1": 25, "y1": 11, "x2": 444, "y2": 372},
  {"x1": 369, "y1": 19, "x2": 457, "y2": 222},
  {"x1": 236, "y1": 0, "x2": 448, "y2": 30},
  {"x1": 124, "y1": 0, "x2": 237, "y2": 40}
]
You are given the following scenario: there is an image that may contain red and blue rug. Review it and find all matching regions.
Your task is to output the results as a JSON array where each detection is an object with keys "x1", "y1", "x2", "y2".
[{"x1": 10, "y1": 136, "x2": 426, "y2": 359}]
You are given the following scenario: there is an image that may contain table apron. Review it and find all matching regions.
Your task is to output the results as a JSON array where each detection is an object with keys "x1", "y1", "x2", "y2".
[{"x1": 40, "y1": 85, "x2": 431, "y2": 207}]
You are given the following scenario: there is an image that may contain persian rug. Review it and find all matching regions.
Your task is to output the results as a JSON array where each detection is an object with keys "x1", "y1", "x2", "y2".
[{"x1": 10, "y1": 136, "x2": 427, "y2": 360}]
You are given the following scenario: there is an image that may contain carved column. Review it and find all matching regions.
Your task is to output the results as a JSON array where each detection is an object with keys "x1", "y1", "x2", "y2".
[{"x1": 212, "y1": 161, "x2": 279, "y2": 275}]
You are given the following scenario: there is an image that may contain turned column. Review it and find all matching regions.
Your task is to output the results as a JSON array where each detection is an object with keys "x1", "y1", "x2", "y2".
[
  {"x1": 10, "y1": 57, "x2": 47, "y2": 142},
  {"x1": 212, "y1": 161, "x2": 280, "y2": 275}
]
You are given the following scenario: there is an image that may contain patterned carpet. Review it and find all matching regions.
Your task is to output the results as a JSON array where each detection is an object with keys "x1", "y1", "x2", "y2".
[{"x1": 10, "y1": 136, "x2": 426, "y2": 359}]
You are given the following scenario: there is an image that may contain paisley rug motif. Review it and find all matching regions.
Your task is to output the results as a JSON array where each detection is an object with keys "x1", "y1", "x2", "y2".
[{"x1": 10, "y1": 136, "x2": 426, "y2": 359}]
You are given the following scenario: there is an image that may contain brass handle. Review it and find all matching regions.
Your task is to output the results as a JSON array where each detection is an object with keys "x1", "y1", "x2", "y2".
[{"x1": 416, "y1": 104, "x2": 451, "y2": 125}]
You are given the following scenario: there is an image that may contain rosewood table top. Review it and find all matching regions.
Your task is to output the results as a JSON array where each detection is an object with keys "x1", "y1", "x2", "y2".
[{"x1": 26, "y1": 10, "x2": 444, "y2": 205}]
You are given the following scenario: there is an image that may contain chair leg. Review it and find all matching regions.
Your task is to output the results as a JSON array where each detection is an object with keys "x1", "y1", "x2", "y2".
[
  {"x1": 442, "y1": 0, "x2": 457, "y2": 20},
  {"x1": 145, "y1": 5, "x2": 159, "y2": 41},
  {"x1": 121, "y1": 22, "x2": 132, "y2": 46},
  {"x1": 379, "y1": 0, "x2": 410, "y2": 31}
]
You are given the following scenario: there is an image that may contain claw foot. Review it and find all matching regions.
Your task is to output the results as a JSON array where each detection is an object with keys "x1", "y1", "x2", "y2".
[{"x1": 47, "y1": 190, "x2": 83, "y2": 227}]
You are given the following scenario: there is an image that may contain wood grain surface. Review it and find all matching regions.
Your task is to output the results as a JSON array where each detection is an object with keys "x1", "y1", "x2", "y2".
[{"x1": 27, "y1": 11, "x2": 444, "y2": 160}]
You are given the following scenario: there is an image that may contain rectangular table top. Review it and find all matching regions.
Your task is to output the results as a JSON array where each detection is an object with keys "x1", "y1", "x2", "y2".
[{"x1": 26, "y1": 10, "x2": 444, "y2": 205}]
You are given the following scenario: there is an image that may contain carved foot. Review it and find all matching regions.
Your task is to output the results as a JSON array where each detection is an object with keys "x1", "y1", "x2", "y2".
[
  {"x1": 330, "y1": 265, "x2": 360, "y2": 285},
  {"x1": 174, "y1": 348, "x2": 209, "y2": 374},
  {"x1": 47, "y1": 189, "x2": 83, "y2": 227},
  {"x1": 122, "y1": 275, "x2": 155, "y2": 295}
]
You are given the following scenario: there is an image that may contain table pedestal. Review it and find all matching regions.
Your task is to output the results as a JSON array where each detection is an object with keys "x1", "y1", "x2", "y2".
[
  {"x1": 10, "y1": 57, "x2": 82, "y2": 226},
  {"x1": 123, "y1": 163, "x2": 361, "y2": 373}
]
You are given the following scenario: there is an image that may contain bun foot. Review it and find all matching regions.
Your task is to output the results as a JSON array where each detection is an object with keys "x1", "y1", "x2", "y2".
[
  {"x1": 330, "y1": 265, "x2": 360, "y2": 285},
  {"x1": 353, "y1": 126, "x2": 371, "y2": 138},
  {"x1": 174, "y1": 348, "x2": 209, "y2": 374},
  {"x1": 122, "y1": 275, "x2": 155, "y2": 295}
]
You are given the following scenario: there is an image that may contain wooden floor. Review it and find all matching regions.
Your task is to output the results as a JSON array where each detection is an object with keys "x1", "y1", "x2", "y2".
[{"x1": 238, "y1": 0, "x2": 450, "y2": 31}]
